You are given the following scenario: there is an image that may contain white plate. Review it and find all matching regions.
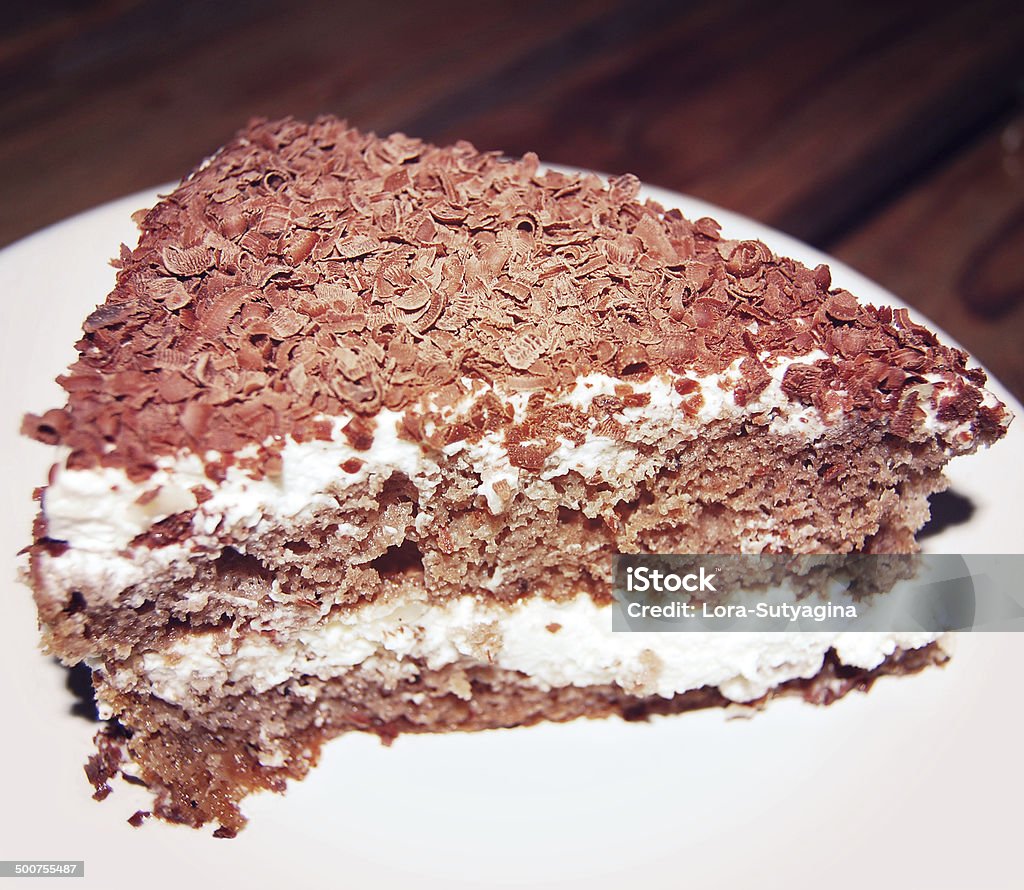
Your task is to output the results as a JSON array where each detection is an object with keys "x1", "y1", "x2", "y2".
[{"x1": 0, "y1": 185, "x2": 1021, "y2": 890}]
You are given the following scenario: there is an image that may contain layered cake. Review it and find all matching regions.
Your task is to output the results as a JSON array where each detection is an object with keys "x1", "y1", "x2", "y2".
[{"x1": 22, "y1": 117, "x2": 1009, "y2": 835}]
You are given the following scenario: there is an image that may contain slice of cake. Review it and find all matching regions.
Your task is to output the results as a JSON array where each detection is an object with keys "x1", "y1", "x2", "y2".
[{"x1": 22, "y1": 116, "x2": 1009, "y2": 836}]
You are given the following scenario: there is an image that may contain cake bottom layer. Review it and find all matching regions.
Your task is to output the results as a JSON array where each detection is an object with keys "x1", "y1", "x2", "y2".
[{"x1": 87, "y1": 641, "x2": 947, "y2": 836}]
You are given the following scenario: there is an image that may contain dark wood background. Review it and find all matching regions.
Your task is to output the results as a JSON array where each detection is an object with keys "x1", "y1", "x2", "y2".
[{"x1": 3, "y1": 0, "x2": 1022, "y2": 399}]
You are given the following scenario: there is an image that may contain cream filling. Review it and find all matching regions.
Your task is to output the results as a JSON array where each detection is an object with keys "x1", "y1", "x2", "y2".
[
  {"x1": 37, "y1": 351, "x2": 988, "y2": 600},
  {"x1": 42, "y1": 350, "x2": 841, "y2": 554},
  {"x1": 127, "y1": 589, "x2": 944, "y2": 707}
]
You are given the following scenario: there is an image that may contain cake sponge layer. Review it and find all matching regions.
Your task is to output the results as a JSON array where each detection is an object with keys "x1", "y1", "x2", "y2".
[
  {"x1": 88, "y1": 641, "x2": 948, "y2": 836},
  {"x1": 35, "y1": 406, "x2": 952, "y2": 664}
]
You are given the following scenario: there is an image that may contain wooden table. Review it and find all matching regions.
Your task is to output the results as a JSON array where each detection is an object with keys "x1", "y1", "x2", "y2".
[{"x1": 4, "y1": 0, "x2": 1022, "y2": 399}]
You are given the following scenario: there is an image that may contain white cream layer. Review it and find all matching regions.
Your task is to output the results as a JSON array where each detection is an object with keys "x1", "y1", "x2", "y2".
[
  {"x1": 44, "y1": 350, "x2": 843, "y2": 555},
  {"x1": 38, "y1": 352, "x2": 990, "y2": 600},
  {"x1": 131, "y1": 589, "x2": 944, "y2": 706}
]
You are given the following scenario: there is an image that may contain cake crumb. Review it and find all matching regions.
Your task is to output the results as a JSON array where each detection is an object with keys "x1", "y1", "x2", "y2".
[{"x1": 127, "y1": 810, "x2": 151, "y2": 827}]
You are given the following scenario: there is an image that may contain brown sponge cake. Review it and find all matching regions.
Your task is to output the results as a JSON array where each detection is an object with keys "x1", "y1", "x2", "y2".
[{"x1": 22, "y1": 116, "x2": 1009, "y2": 835}]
